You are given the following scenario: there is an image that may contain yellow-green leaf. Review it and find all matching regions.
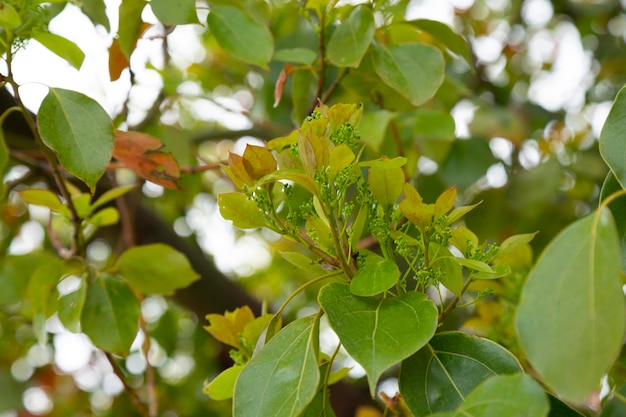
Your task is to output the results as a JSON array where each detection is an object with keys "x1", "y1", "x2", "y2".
[
  {"x1": 33, "y1": 32, "x2": 85, "y2": 69},
  {"x1": 218, "y1": 192, "x2": 267, "y2": 229}
]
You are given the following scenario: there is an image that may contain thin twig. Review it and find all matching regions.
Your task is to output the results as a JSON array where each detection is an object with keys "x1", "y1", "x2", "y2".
[{"x1": 105, "y1": 352, "x2": 149, "y2": 417}]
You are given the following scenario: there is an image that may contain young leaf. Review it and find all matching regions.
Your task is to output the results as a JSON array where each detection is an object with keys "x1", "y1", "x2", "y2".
[
  {"x1": 33, "y1": 32, "x2": 85, "y2": 69},
  {"x1": 372, "y1": 42, "x2": 444, "y2": 106},
  {"x1": 19, "y1": 189, "x2": 63, "y2": 211},
  {"x1": 205, "y1": 306, "x2": 255, "y2": 349},
  {"x1": 329, "y1": 144, "x2": 355, "y2": 179},
  {"x1": 368, "y1": 165, "x2": 404, "y2": 207},
  {"x1": 600, "y1": 84, "x2": 626, "y2": 189},
  {"x1": 91, "y1": 185, "x2": 135, "y2": 211},
  {"x1": 207, "y1": 6, "x2": 274, "y2": 68},
  {"x1": 150, "y1": 0, "x2": 199, "y2": 25},
  {"x1": 400, "y1": 332, "x2": 523, "y2": 416},
  {"x1": 204, "y1": 365, "x2": 243, "y2": 400},
  {"x1": 81, "y1": 273, "x2": 140, "y2": 357},
  {"x1": 37, "y1": 88, "x2": 114, "y2": 192},
  {"x1": 218, "y1": 192, "x2": 267, "y2": 229},
  {"x1": 0, "y1": 2, "x2": 21, "y2": 29},
  {"x1": 242, "y1": 144, "x2": 277, "y2": 180},
  {"x1": 327, "y1": 6, "x2": 375, "y2": 68},
  {"x1": 430, "y1": 244, "x2": 463, "y2": 295},
  {"x1": 115, "y1": 243, "x2": 200, "y2": 295},
  {"x1": 434, "y1": 186, "x2": 456, "y2": 218},
  {"x1": 429, "y1": 374, "x2": 549, "y2": 417},
  {"x1": 27, "y1": 260, "x2": 66, "y2": 318},
  {"x1": 319, "y1": 283, "x2": 438, "y2": 396},
  {"x1": 88, "y1": 207, "x2": 120, "y2": 227},
  {"x1": 113, "y1": 131, "x2": 180, "y2": 190},
  {"x1": 350, "y1": 257, "x2": 400, "y2": 296},
  {"x1": 234, "y1": 315, "x2": 320, "y2": 417},
  {"x1": 516, "y1": 208, "x2": 625, "y2": 404}
]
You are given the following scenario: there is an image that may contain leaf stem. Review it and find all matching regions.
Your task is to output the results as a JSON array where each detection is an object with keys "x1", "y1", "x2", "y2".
[
  {"x1": 438, "y1": 274, "x2": 474, "y2": 322},
  {"x1": 274, "y1": 270, "x2": 345, "y2": 319},
  {"x1": 104, "y1": 351, "x2": 149, "y2": 417}
]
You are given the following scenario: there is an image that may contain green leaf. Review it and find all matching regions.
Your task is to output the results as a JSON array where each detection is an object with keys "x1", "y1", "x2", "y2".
[
  {"x1": 0, "y1": 252, "x2": 57, "y2": 306},
  {"x1": 91, "y1": 185, "x2": 135, "y2": 211},
  {"x1": 327, "y1": 6, "x2": 375, "y2": 68},
  {"x1": 372, "y1": 42, "x2": 444, "y2": 106},
  {"x1": 600, "y1": 84, "x2": 626, "y2": 189},
  {"x1": 71, "y1": 193, "x2": 92, "y2": 219},
  {"x1": 516, "y1": 208, "x2": 626, "y2": 404},
  {"x1": 234, "y1": 315, "x2": 320, "y2": 417},
  {"x1": 274, "y1": 48, "x2": 317, "y2": 65},
  {"x1": 368, "y1": 165, "x2": 404, "y2": 207},
  {"x1": 429, "y1": 374, "x2": 549, "y2": 417},
  {"x1": 497, "y1": 232, "x2": 538, "y2": 258},
  {"x1": 88, "y1": 207, "x2": 119, "y2": 227},
  {"x1": 400, "y1": 332, "x2": 523, "y2": 416},
  {"x1": 118, "y1": 0, "x2": 146, "y2": 58},
  {"x1": 204, "y1": 365, "x2": 242, "y2": 400},
  {"x1": 37, "y1": 88, "x2": 114, "y2": 192},
  {"x1": 81, "y1": 273, "x2": 140, "y2": 356},
  {"x1": 19, "y1": 189, "x2": 63, "y2": 211},
  {"x1": 600, "y1": 171, "x2": 626, "y2": 271},
  {"x1": 207, "y1": 6, "x2": 274, "y2": 68},
  {"x1": 319, "y1": 283, "x2": 438, "y2": 396},
  {"x1": 292, "y1": 69, "x2": 315, "y2": 123},
  {"x1": 58, "y1": 280, "x2": 87, "y2": 333},
  {"x1": 358, "y1": 110, "x2": 395, "y2": 152},
  {"x1": 33, "y1": 32, "x2": 85, "y2": 69},
  {"x1": 150, "y1": 0, "x2": 199, "y2": 25},
  {"x1": 600, "y1": 384, "x2": 626, "y2": 417},
  {"x1": 0, "y1": 2, "x2": 21, "y2": 29},
  {"x1": 116, "y1": 243, "x2": 200, "y2": 295},
  {"x1": 430, "y1": 244, "x2": 463, "y2": 294},
  {"x1": 350, "y1": 256, "x2": 400, "y2": 296},
  {"x1": 27, "y1": 260, "x2": 66, "y2": 318},
  {"x1": 78, "y1": 0, "x2": 110, "y2": 31},
  {"x1": 406, "y1": 19, "x2": 471, "y2": 64},
  {"x1": 218, "y1": 192, "x2": 267, "y2": 229}
]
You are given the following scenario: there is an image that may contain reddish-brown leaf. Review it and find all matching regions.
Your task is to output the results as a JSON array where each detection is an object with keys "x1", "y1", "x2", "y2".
[
  {"x1": 113, "y1": 131, "x2": 180, "y2": 189},
  {"x1": 273, "y1": 63, "x2": 295, "y2": 108},
  {"x1": 108, "y1": 38, "x2": 129, "y2": 81}
]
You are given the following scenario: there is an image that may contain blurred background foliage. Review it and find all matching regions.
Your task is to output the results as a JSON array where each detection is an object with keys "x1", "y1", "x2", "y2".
[{"x1": 1, "y1": 0, "x2": 626, "y2": 416}]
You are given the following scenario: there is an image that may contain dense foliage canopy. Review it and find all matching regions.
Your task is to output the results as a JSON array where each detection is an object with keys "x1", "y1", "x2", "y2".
[{"x1": 1, "y1": 0, "x2": 626, "y2": 416}]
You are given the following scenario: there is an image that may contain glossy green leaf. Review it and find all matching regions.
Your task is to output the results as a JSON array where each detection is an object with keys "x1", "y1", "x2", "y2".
[
  {"x1": 234, "y1": 315, "x2": 320, "y2": 417},
  {"x1": 600, "y1": 171, "x2": 626, "y2": 271},
  {"x1": 58, "y1": 281, "x2": 87, "y2": 333},
  {"x1": 207, "y1": 6, "x2": 274, "y2": 68},
  {"x1": 19, "y1": 189, "x2": 63, "y2": 211},
  {"x1": 118, "y1": 0, "x2": 146, "y2": 58},
  {"x1": 37, "y1": 88, "x2": 114, "y2": 192},
  {"x1": 400, "y1": 332, "x2": 522, "y2": 416},
  {"x1": 549, "y1": 395, "x2": 586, "y2": 417},
  {"x1": 372, "y1": 42, "x2": 444, "y2": 106},
  {"x1": 218, "y1": 192, "x2": 267, "y2": 229},
  {"x1": 0, "y1": 2, "x2": 21, "y2": 29},
  {"x1": 116, "y1": 243, "x2": 200, "y2": 295},
  {"x1": 406, "y1": 19, "x2": 471, "y2": 64},
  {"x1": 368, "y1": 165, "x2": 404, "y2": 207},
  {"x1": 600, "y1": 84, "x2": 626, "y2": 189},
  {"x1": 33, "y1": 32, "x2": 85, "y2": 69},
  {"x1": 429, "y1": 374, "x2": 549, "y2": 417},
  {"x1": 0, "y1": 252, "x2": 57, "y2": 306},
  {"x1": 300, "y1": 388, "x2": 336, "y2": 417},
  {"x1": 516, "y1": 208, "x2": 625, "y2": 404},
  {"x1": 350, "y1": 256, "x2": 400, "y2": 296},
  {"x1": 81, "y1": 273, "x2": 140, "y2": 356},
  {"x1": 274, "y1": 48, "x2": 317, "y2": 65},
  {"x1": 151, "y1": 0, "x2": 199, "y2": 25},
  {"x1": 79, "y1": 0, "x2": 110, "y2": 31},
  {"x1": 319, "y1": 283, "x2": 438, "y2": 396},
  {"x1": 204, "y1": 365, "x2": 242, "y2": 400},
  {"x1": 327, "y1": 6, "x2": 375, "y2": 68}
]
